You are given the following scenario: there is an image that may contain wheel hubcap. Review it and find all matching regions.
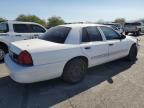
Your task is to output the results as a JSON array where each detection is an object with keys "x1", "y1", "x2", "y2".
[{"x1": 0, "y1": 49, "x2": 5, "y2": 60}]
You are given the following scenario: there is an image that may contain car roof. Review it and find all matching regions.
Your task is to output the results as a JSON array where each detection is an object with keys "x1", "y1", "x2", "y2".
[
  {"x1": 4, "y1": 20, "x2": 41, "y2": 25},
  {"x1": 60, "y1": 24, "x2": 106, "y2": 28},
  {"x1": 108, "y1": 23, "x2": 120, "y2": 24}
]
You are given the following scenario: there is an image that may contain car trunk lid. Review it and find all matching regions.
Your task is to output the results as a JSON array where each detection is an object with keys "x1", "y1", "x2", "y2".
[{"x1": 9, "y1": 39, "x2": 69, "y2": 66}]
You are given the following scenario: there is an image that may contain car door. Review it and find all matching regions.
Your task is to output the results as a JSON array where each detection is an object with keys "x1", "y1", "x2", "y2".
[
  {"x1": 141, "y1": 23, "x2": 144, "y2": 33},
  {"x1": 100, "y1": 26, "x2": 128, "y2": 61},
  {"x1": 13, "y1": 24, "x2": 32, "y2": 41},
  {"x1": 29, "y1": 24, "x2": 46, "y2": 39},
  {"x1": 0, "y1": 22, "x2": 13, "y2": 42},
  {"x1": 80, "y1": 26, "x2": 109, "y2": 67}
]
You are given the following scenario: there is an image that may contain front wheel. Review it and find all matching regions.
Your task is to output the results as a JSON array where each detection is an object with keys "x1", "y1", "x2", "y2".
[
  {"x1": 62, "y1": 58, "x2": 87, "y2": 83},
  {"x1": 127, "y1": 45, "x2": 138, "y2": 62},
  {"x1": 0, "y1": 46, "x2": 7, "y2": 62}
]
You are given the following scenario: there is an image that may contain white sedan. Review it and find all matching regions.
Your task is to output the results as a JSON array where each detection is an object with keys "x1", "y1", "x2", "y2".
[{"x1": 5, "y1": 24, "x2": 139, "y2": 83}]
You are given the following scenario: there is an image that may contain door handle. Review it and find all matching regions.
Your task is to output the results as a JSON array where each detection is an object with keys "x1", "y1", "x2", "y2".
[
  {"x1": 34, "y1": 35, "x2": 39, "y2": 36},
  {"x1": 108, "y1": 43, "x2": 114, "y2": 46},
  {"x1": 34, "y1": 35, "x2": 39, "y2": 38},
  {"x1": 84, "y1": 47, "x2": 91, "y2": 50},
  {"x1": 15, "y1": 35, "x2": 21, "y2": 37}
]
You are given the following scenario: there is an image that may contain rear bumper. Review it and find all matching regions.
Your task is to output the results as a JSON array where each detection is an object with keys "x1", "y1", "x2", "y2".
[{"x1": 4, "y1": 54, "x2": 65, "y2": 83}]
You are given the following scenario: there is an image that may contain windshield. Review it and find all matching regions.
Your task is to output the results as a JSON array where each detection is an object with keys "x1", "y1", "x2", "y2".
[
  {"x1": 125, "y1": 23, "x2": 141, "y2": 26},
  {"x1": 39, "y1": 26, "x2": 71, "y2": 44},
  {"x1": 0, "y1": 23, "x2": 9, "y2": 33}
]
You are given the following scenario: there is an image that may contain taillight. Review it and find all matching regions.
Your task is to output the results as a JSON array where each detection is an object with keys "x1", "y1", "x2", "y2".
[{"x1": 18, "y1": 51, "x2": 33, "y2": 66}]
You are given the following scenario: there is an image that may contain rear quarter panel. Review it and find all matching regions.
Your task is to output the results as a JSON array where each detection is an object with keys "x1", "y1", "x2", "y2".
[{"x1": 29, "y1": 44, "x2": 86, "y2": 66}]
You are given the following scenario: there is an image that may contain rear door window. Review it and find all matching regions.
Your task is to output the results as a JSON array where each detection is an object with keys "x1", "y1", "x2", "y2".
[
  {"x1": 82, "y1": 28, "x2": 90, "y2": 42},
  {"x1": 29, "y1": 24, "x2": 46, "y2": 33},
  {"x1": 13, "y1": 24, "x2": 31, "y2": 33},
  {"x1": 82, "y1": 27, "x2": 103, "y2": 43},
  {"x1": 0, "y1": 23, "x2": 9, "y2": 33}
]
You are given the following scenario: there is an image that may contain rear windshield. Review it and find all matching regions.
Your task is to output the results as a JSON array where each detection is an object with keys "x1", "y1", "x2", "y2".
[
  {"x1": 39, "y1": 26, "x2": 71, "y2": 44},
  {"x1": 0, "y1": 23, "x2": 9, "y2": 33}
]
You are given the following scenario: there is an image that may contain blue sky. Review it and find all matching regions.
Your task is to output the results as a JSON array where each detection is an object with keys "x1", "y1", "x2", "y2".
[{"x1": 0, "y1": 0, "x2": 143, "y2": 22}]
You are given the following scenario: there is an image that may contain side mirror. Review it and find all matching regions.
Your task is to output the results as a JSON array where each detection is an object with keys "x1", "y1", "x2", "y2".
[{"x1": 120, "y1": 34, "x2": 126, "y2": 39}]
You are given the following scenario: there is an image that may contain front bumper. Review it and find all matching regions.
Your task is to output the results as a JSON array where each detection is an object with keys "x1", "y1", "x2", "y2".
[{"x1": 4, "y1": 54, "x2": 65, "y2": 83}]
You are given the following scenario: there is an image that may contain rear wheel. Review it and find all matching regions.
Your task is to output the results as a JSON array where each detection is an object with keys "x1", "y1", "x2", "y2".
[
  {"x1": 0, "y1": 46, "x2": 7, "y2": 62},
  {"x1": 127, "y1": 45, "x2": 138, "y2": 61},
  {"x1": 136, "y1": 31, "x2": 140, "y2": 36},
  {"x1": 62, "y1": 58, "x2": 87, "y2": 83},
  {"x1": 125, "y1": 32, "x2": 128, "y2": 35}
]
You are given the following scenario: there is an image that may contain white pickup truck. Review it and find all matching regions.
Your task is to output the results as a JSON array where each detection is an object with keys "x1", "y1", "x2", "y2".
[{"x1": 0, "y1": 21, "x2": 46, "y2": 61}]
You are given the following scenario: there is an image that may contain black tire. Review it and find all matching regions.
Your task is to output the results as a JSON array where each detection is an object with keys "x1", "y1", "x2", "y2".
[
  {"x1": 125, "y1": 32, "x2": 128, "y2": 35},
  {"x1": 62, "y1": 58, "x2": 87, "y2": 83},
  {"x1": 133, "y1": 32, "x2": 137, "y2": 36},
  {"x1": 136, "y1": 31, "x2": 140, "y2": 36},
  {"x1": 127, "y1": 45, "x2": 138, "y2": 62},
  {"x1": 0, "y1": 46, "x2": 7, "y2": 62}
]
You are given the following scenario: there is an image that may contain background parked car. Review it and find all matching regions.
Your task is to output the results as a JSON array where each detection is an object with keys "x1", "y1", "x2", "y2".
[
  {"x1": 0, "y1": 21, "x2": 47, "y2": 62},
  {"x1": 124, "y1": 22, "x2": 142, "y2": 36},
  {"x1": 131, "y1": 20, "x2": 144, "y2": 33},
  {"x1": 135, "y1": 21, "x2": 144, "y2": 33}
]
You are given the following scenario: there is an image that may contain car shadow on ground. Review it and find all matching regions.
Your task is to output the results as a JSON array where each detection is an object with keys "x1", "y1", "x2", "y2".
[
  {"x1": 0, "y1": 61, "x2": 4, "y2": 64},
  {"x1": 138, "y1": 33, "x2": 144, "y2": 37},
  {"x1": 0, "y1": 59, "x2": 136, "y2": 108},
  {"x1": 128, "y1": 33, "x2": 144, "y2": 37}
]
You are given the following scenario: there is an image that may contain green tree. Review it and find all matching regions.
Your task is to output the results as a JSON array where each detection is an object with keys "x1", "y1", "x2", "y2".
[
  {"x1": 114, "y1": 18, "x2": 126, "y2": 24},
  {"x1": 16, "y1": 14, "x2": 46, "y2": 27},
  {"x1": 47, "y1": 16, "x2": 64, "y2": 28},
  {"x1": 0, "y1": 18, "x2": 6, "y2": 23}
]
